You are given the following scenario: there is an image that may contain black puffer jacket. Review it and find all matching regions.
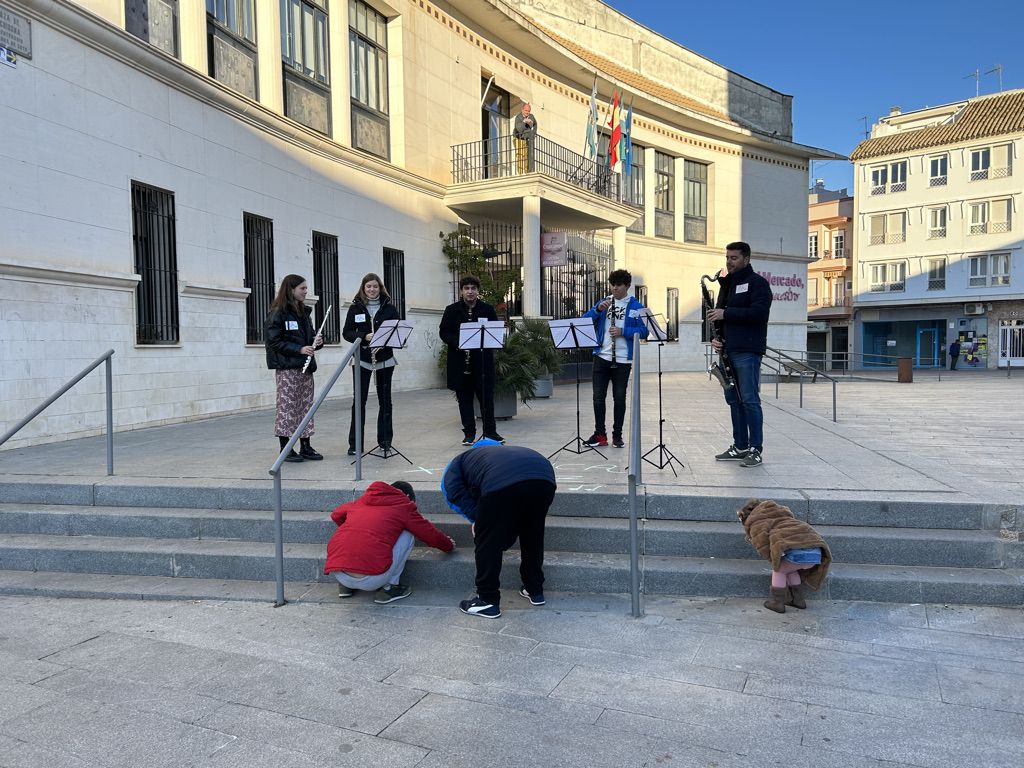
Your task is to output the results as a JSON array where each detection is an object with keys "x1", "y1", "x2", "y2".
[
  {"x1": 265, "y1": 307, "x2": 317, "y2": 372},
  {"x1": 715, "y1": 264, "x2": 772, "y2": 355},
  {"x1": 342, "y1": 298, "x2": 401, "y2": 365}
]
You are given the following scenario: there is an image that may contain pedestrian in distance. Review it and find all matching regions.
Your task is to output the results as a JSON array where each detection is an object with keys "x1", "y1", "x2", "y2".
[
  {"x1": 948, "y1": 339, "x2": 961, "y2": 370},
  {"x1": 325, "y1": 480, "x2": 455, "y2": 604},
  {"x1": 342, "y1": 272, "x2": 401, "y2": 456},
  {"x1": 708, "y1": 242, "x2": 773, "y2": 468},
  {"x1": 442, "y1": 440, "x2": 556, "y2": 618},
  {"x1": 583, "y1": 269, "x2": 649, "y2": 450},
  {"x1": 265, "y1": 274, "x2": 324, "y2": 462},
  {"x1": 737, "y1": 498, "x2": 832, "y2": 614}
]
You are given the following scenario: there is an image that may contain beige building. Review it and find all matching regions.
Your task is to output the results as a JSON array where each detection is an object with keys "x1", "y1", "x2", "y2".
[
  {"x1": 806, "y1": 182, "x2": 853, "y2": 369},
  {"x1": 0, "y1": 0, "x2": 833, "y2": 447},
  {"x1": 850, "y1": 91, "x2": 1024, "y2": 369}
]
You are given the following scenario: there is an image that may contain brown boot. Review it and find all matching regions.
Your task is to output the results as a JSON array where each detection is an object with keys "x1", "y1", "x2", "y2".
[
  {"x1": 764, "y1": 587, "x2": 787, "y2": 613},
  {"x1": 786, "y1": 584, "x2": 807, "y2": 609}
]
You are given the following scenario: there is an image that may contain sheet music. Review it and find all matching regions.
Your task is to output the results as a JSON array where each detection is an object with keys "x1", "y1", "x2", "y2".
[
  {"x1": 459, "y1": 321, "x2": 506, "y2": 350},
  {"x1": 369, "y1": 320, "x2": 414, "y2": 349},
  {"x1": 548, "y1": 318, "x2": 598, "y2": 349},
  {"x1": 639, "y1": 309, "x2": 667, "y2": 342}
]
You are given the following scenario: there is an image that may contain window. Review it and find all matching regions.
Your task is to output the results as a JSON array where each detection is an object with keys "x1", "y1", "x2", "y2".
[
  {"x1": 206, "y1": 0, "x2": 257, "y2": 99},
  {"x1": 349, "y1": 0, "x2": 390, "y2": 159},
  {"x1": 666, "y1": 287, "x2": 678, "y2": 341},
  {"x1": 927, "y1": 258, "x2": 946, "y2": 291},
  {"x1": 243, "y1": 213, "x2": 275, "y2": 343},
  {"x1": 281, "y1": 0, "x2": 330, "y2": 134},
  {"x1": 626, "y1": 142, "x2": 645, "y2": 234},
  {"x1": 869, "y1": 262, "x2": 906, "y2": 292},
  {"x1": 970, "y1": 199, "x2": 1011, "y2": 235},
  {"x1": 126, "y1": 0, "x2": 179, "y2": 57},
  {"x1": 634, "y1": 285, "x2": 648, "y2": 305},
  {"x1": 969, "y1": 201, "x2": 988, "y2": 234},
  {"x1": 808, "y1": 232, "x2": 818, "y2": 259},
  {"x1": 831, "y1": 231, "x2": 845, "y2": 258},
  {"x1": 131, "y1": 182, "x2": 180, "y2": 344},
  {"x1": 312, "y1": 232, "x2": 340, "y2": 344},
  {"x1": 870, "y1": 165, "x2": 887, "y2": 195},
  {"x1": 970, "y1": 253, "x2": 1011, "y2": 287},
  {"x1": 889, "y1": 160, "x2": 907, "y2": 192},
  {"x1": 928, "y1": 207, "x2": 947, "y2": 239},
  {"x1": 383, "y1": 247, "x2": 406, "y2": 319},
  {"x1": 929, "y1": 155, "x2": 947, "y2": 186},
  {"x1": 654, "y1": 151, "x2": 674, "y2": 239},
  {"x1": 683, "y1": 160, "x2": 708, "y2": 243},
  {"x1": 807, "y1": 278, "x2": 818, "y2": 306},
  {"x1": 870, "y1": 212, "x2": 906, "y2": 245}
]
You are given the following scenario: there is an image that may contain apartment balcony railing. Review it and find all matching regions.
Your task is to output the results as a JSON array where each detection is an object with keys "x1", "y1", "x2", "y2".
[
  {"x1": 929, "y1": 175, "x2": 947, "y2": 187},
  {"x1": 822, "y1": 248, "x2": 850, "y2": 258},
  {"x1": 809, "y1": 296, "x2": 852, "y2": 308},
  {"x1": 869, "y1": 281, "x2": 905, "y2": 293},
  {"x1": 927, "y1": 228, "x2": 947, "y2": 239},
  {"x1": 927, "y1": 278, "x2": 946, "y2": 291},
  {"x1": 451, "y1": 135, "x2": 622, "y2": 203},
  {"x1": 886, "y1": 232, "x2": 906, "y2": 244},
  {"x1": 971, "y1": 166, "x2": 1011, "y2": 181}
]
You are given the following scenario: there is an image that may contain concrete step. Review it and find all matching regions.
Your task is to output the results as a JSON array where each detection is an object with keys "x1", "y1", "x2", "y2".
[
  {"x1": 0, "y1": 506, "x2": 1008, "y2": 568},
  {"x1": 0, "y1": 482, "x2": 1009, "y2": 530},
  {"x1": 0, "y1": 533, "x2": 1020, "y2": 606}
]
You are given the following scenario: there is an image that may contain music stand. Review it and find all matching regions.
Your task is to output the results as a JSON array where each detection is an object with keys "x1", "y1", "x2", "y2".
[
  {"x1": 352, "y1": 320, "x2": 414, "y2": 465},
  {"x1": 459, "y1": 320, "x2": 506, "y2": 434},
  {"x1": 638, "y1": 309, "x2": 684, "y2": 476},
  {"x1": 547, "y1": 318, "x2": 605, "y2": 460}
]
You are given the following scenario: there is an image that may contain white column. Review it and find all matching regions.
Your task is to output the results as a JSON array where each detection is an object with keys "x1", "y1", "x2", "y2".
[
  {"x1": 178, "y1": 2, "x2": 207, "y2": 73},
  {"x1": 612, "y1": 226, "x2": 627, "y2": 270},
  {"x1": 523, "y1": 195, "x2": 542, "y2": 317},
  {"x1": 256, "y1": 2, "x2": 284, "y2": 113}
]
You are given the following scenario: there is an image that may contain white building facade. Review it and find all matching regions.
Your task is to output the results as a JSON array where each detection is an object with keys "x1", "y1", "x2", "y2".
[
  {"x1": 850, "y1": 92, "x2": 1024, "y2": 370},
  {"x1": 1, "y1": 0, "x2": 829, "y2": 447}
]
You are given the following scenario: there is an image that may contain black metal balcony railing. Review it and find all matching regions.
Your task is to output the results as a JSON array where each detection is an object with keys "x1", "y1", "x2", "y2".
[{"x1": 451, "y1": 135, "x2": 622, "y2": 203}]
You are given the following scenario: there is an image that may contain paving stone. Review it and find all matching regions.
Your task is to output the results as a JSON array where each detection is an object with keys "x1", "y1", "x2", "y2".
[
  {"x1": 925, "y1": 604, "x2": 1024, "y2": 639},
  {"x1": 0, "y1": 734, "x2": 96, "y2": 768},
  {"x1": 0, "y1": 649, "x2": 66, "y2": 685},
  {"x1": 936, "y1": 664, "x2": 1024, "y2": 714},
  {"x1": 0, "y1": 679, "x2": 64, "y2": 723}
]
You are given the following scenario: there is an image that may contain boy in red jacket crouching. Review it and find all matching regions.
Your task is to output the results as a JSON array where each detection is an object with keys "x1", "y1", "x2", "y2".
[{"x1": 325, "y1": 480, "x2": 455, "y2": 604}]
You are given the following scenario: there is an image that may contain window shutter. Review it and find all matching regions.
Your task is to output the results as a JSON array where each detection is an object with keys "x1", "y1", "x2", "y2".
[
  {"x1": 870, "y1": 215, "x2": 884, "y2": 238},
  {"x1": 887, "y1": 212, "x2": 904, "y2": 235},
  {"x1": 992, "y1": 144, "x2": 1010, "y2": 169},
  {"x1": 991, "y1": 199, "x2": 1009, "y2": 225}
]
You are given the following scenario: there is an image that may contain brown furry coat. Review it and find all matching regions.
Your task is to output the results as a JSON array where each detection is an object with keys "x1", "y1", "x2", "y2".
[{"x1": 738, "y1": 499, "x2": 832, "y2": 591}]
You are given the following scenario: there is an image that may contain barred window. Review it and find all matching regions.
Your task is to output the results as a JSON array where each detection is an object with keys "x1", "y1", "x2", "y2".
[
  {"x1": 683, "y1": 160, "x2": 708, "y2": 243},
  {"x1": 383, "y1": 247, "x2": 406, "y2": 319},
  {"x1": 125, "y1": 0, "x2": 179, "y2": 57},
  {"x1": 666, "y1": 287, "x2": 679, "y2": 342},
  {"x1": 243, "y1": 213, "x2": 275, "y2": 343},
  {"x1": 349, "y1": 0, "x2": 390, "y2": 158},
  {"x1": 131, "y1": 182, "x2": 180, "y2": 344},
  {"x1": 634, "y1": 284, "x2": 648, "y2": 306},
  {"x1": 312, "y1": 231, "x2": 340, "y2": 344}
]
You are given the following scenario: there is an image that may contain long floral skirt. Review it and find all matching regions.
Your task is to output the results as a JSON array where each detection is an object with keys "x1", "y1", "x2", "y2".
[{"x1": 274, "y1": 369, "x2": 314, "y2": 438}]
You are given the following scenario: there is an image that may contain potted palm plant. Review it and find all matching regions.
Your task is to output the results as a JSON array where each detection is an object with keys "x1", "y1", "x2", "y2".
[{"x1": 511, "y1": 317, "x2": 562, "y2": 398}]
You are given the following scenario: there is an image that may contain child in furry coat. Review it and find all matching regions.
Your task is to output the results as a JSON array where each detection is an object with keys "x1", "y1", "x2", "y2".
[{"x1": 738, "y1": 498, "x2": 832, "y2": 613}]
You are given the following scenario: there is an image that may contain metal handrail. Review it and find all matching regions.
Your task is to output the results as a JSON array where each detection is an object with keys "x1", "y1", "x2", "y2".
[
  {"x1": 764, "y1": 346, "x2": 838, "y2": 422},
  {"x1": 0, "y1": 349, "x2": 115, "y2": 474},
  {"x1": 268, "y1": 339, "x2": 362, "y2": 607},
  {"x1": 627, "y1": 333, "x2": 642, "y2": 618}
]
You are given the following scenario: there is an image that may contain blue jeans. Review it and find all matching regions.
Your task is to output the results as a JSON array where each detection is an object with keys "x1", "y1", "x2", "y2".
[{"x1": 723, "y1": 352, "x2": 763, "y2": 452}]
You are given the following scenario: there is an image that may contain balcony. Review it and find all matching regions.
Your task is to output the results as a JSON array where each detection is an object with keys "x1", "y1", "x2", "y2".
[
  {"x1": 447, "y1": 135, "x2": 641, "y2": 230},
  {"x1": 808, "y1": 295, "x2": 852, "y2": 318},
  {"x1": 822, "y1": 248, "x2": 850, "y2": 258}
]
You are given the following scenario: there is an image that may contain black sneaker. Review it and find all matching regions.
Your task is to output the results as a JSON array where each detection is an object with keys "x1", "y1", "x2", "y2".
[
  {"x1": 482, "y1": 433, "x2": 505, "y2": 444},
  {"x1": 346, "y1": 447, "x2": 356, "y2": 456},
  {"x1": 715, "y1": 444, "x2": 749, "y2": 461},
  {"x1": 461, "y1": 433, "x2": 476, "y2": 446},
  {"x1": 459, "y1": 596, "x2": 501, "y2": 619},
  {"x1": 374, "y1": 584, "x2": 411, "y2": 604},
  {"x1": 283, "y1": 450, "x2": 304, "y2": 463},
  {"x1": 584, "y1": 432, "x2": 608, "y2": 448},
  {"x1": 740, "y1": 448, "x2": 763, "y2": 468},
  {"x1": 611, "y1": 434, "x2": 624, "y2": 448},
  {"x1": 519, "y1": 587, "x2": 545, "y2": 606},
  {"x1": 338, "y1": 585, "x2": 355, "y2": 598},
  {"x1": 300, "y1": 445, "x2": 323, "y2": 461}
]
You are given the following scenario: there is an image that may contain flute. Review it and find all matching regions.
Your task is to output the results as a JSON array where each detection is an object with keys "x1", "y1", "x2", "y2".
[{"x1": 302, "y1": 305, "x2": 332, "y2": 374}]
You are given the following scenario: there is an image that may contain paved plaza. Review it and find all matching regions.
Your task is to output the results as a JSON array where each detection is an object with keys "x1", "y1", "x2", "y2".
[{"x1": 1, "y1": 370, "x2": 1022, "y2": 766}]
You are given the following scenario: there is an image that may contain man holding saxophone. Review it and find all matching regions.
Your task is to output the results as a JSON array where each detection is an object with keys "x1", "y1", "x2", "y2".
[{"x1": 707, "y1": 242, "x2": 773, "y2": 468}]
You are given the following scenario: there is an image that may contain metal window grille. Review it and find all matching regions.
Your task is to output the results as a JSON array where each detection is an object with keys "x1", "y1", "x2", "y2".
[
  {"x1": 540, "y1": 231, "x2": 612, "y2": 321},
  {"x1": 666, "y1": 287, "x2": 679, "y2": 342},
  {"x1": 312, "y1": 231, "x2": 340, "y2": 343},
  {"x1": 383, "y1": 247, "x2": 406, "y2": 319},
  {"x1": 244, "y1": 213, "x2": 275, "y2": 343},
  {"x1": 131, "y1": 182, "x2": 180, "y2": 344}
]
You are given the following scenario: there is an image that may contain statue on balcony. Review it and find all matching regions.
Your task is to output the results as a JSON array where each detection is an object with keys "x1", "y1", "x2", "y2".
[{"x1": 513, "y1": 102, "x2": 538, "y2": 174}]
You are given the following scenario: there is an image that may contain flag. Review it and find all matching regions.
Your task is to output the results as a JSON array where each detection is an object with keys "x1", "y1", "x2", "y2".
[
  {"x1": 585, "y1": 76, "x2": 598, "y2": 161},
  {"x1": 608, "y1": 91, "x2": 621, "y2": 171},
  {"x1": 621, "y1": 103, "x2": 633, "y2": 178}
]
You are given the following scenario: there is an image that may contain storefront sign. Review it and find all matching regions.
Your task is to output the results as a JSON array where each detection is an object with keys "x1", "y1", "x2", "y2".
[
  {"x1": 807, "y1": 321, "x2": 829, "y2": 332},
  {"x1": 0, "y1": 4, "x2": 31, "y2": 59},
  {"x1": 757, "y1": 271, "x2": 804, "y2": 302},
  {"x1": 541, "y1": 232, "x2": 568, "y2": 267}
]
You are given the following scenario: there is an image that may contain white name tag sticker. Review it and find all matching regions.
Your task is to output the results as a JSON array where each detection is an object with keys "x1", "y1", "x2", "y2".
[
  {"x1": 736, "y1": 283, "x2": 749, "y2": 294},
  {"x1": 355, "y1": 314, "x2": 366, "y2": 322},
  {"x1": 286, "y1": 320, "x2": 299, "y2": 330},
  {"x1": 628, "y1": 309, "x2": 639, "y2": 318},
  {"x1": 479, "y1": 317, "x2": 487, "y2": 324}
]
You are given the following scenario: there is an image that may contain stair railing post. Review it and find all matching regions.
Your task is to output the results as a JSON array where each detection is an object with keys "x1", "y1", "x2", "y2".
[
  {"x1": 273, "y1": 472, "x2": 285, "y2": 607},
  {"x1": 105, "y1": 355, "x2": 114, "y2": 476}
]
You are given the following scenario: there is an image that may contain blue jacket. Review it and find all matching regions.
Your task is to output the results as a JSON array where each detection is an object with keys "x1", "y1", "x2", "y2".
[
  {"x1": 714, "y1": 265, "x2": 772, "y2": 355},
  {"x1": 583, "y1": 295, "x2": 649, "y2": 361},
  {"x1": 441, "y1": 446, "x2": 556, "y2": 522}
]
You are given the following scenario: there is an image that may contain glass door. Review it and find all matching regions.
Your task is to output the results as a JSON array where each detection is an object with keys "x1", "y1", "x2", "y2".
[{"x1": 481, "y1": 77, "x2": 509, "y2": 178}]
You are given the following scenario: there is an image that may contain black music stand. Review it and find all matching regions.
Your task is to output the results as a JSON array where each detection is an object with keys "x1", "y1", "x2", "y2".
[
  {"x1": 547, "y1": 318, "x2": 605, "y2": 460},
  {"x1": 459, "y1": 319, "x2": 506, "y2": 433},
  {"x1": 639, "y1": 309, "x2": 684, "y2": 476},
  {"x1": 352, "y1": 319, "x2": 414, "y2": 465}
]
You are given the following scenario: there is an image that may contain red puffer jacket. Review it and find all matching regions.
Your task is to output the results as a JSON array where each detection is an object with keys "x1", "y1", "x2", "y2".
[{"x1": 324, "y1": 482, "x2": 454, "y2": 576}]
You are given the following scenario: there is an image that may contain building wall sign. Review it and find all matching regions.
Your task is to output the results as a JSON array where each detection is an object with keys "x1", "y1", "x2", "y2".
[
  {"x1": 541, "y1": 232, "x2": 568, "y2": 267},
  {"x1": 0, "y1": 4, "x2": 30, "y2": 59},
  {"x1": 757, "y1": 271, "x2": 804, "y2": 302}
]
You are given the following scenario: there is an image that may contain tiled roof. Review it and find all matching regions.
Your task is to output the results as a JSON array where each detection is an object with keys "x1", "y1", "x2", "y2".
[
  {"x1": 850, "y1": 90, "x2": 1024, "y2": 161},
  {"x1": 538, "y1": 26, "x2": 737, "y2": 126}
]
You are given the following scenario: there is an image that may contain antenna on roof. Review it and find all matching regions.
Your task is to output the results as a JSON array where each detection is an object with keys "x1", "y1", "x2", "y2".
[
  {"x1": 985, "y1": 64, "x2": 1004, "y2": 92},
  {"x1": 963, "y1": 69, "x2": 980, "y2": 97},
  {"x1": 858, "y1": 116, "x2": 869, "y2": 139}
]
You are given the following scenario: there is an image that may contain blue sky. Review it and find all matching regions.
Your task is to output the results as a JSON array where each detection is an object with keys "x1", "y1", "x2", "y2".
[{"x1": 603, "y1": 1, "x2": 1024, "y2": 192}]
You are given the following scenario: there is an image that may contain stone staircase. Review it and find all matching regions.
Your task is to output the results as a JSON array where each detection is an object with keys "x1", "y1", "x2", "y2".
[{"x1": 0, "y1": 480, "x2": 1020, "y2": 606}]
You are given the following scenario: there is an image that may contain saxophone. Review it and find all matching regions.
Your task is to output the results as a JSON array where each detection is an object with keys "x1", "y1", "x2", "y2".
[{"x1": 700, "y1": 274, "x2": 735, "y2": 391}]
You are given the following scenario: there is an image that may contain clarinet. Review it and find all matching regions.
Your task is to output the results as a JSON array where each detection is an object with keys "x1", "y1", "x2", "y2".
[
  {"x1": 463, "y1": 302, "x2": 473, "y2": 375},
  {"x1": 700, "y1": 274, "x2": 735, "y2": 391}
]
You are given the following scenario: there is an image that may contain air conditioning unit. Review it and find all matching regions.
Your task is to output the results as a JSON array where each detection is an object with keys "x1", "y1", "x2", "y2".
[{"x1": 964, "y1": 303, "x2": 985, "y2": 316}]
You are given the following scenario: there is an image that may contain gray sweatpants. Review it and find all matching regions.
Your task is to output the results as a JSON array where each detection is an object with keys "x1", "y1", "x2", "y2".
[{"x1": 332, "y1": 530, "x2": 415, "y2": 591}]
